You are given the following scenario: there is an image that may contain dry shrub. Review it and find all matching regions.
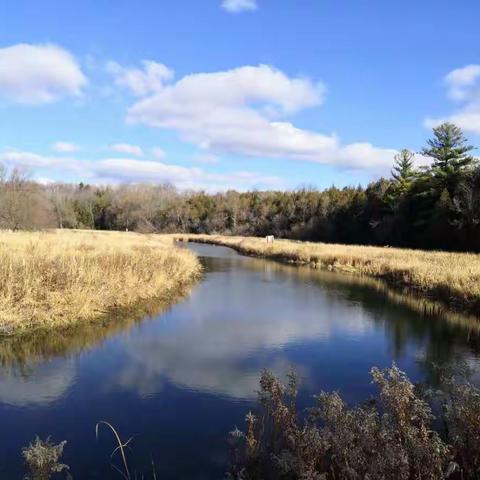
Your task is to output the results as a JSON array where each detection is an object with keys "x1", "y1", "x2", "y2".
[
  {"x1": 228, "y1": 370, "x2": 326, "y2": 480},
  {"x1": 228, "y1": 364, "x2": 480, "y2": 480},
  {"x1": 440, "y1": 370, "x2": 480, "y2": 479},
  {"x1": 22, "y1": 437, "x2": 70, "y2": 480}
]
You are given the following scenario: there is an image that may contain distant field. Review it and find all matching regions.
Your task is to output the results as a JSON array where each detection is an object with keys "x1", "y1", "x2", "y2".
[
  {"x1": 0, "y1": 230, "x2": 200, "y2": 335},
  {"x1": 175, "y1": 234, "x2": 480, "y2": 316}
]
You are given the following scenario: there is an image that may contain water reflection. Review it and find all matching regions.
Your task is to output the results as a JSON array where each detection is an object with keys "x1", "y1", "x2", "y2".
[
  {"x1": 0, "y1": 359, "x2": 75, "y2": 407},
  {"x1": 0, "y1": 293, "x2": 193, "y2": 367},
  {"x1": 240, "y1": 253, "x2": 480, "y2": 350},
  {"x1": 106, "y1": 249, "x2": 480, "y2": 404},
  {"x1": 111, "y1": 255, "x2": 376, "y2": 400}
]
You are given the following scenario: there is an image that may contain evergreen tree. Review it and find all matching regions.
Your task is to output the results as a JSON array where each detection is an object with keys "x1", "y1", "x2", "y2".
[
  {"x1": 391, "y1": 149, "x2": 416, "y2": 194},
  {"x1": 421, "y1": 122, "x2": 475, "y2": 197}
]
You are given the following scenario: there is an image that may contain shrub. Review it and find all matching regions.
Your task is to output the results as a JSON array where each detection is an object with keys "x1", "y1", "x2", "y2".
[
  {"x1": 227, "y1": 364, "x2": 479, "y2": 480},
  {"x1": 22, "y1": 436, "x2": 70, "y2": 480}
]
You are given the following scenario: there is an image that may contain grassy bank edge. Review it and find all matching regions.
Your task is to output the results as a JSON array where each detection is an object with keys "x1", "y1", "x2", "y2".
[
  {"x1": 3, "y1": 279, "x2": 198, "y2": 341},
  {"x1": 173, "y1": 234, "x2": 480, "y2": 317}
]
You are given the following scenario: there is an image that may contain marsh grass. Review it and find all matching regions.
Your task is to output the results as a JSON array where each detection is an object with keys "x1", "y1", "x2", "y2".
[
  {"x1": 0, "y1": 230, "x2": 200, "y2": 335},
  {"x1": 175, "y1": 234, "x2": 480, "y2": 316}
]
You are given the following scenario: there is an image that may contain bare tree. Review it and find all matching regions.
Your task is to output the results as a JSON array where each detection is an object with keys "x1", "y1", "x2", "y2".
[{"x1": 0, "y1": 166, "x2": 55, "y2": 230}]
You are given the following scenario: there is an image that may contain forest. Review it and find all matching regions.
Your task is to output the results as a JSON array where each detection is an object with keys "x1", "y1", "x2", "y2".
[{"x1": 1, "y1": 122, "x2": 479, "y2": 252}]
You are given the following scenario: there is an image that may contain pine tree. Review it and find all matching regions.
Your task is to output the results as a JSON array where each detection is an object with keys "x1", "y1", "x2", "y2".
[
  {"x1": 421, "y1": 122, "x2": 475, "y2": 197},
  {"x1": 391, "y1": 149, "x2": 416, "y2": 195}
]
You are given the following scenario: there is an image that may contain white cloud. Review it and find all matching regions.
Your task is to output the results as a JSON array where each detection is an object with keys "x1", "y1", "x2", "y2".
[
  {"x1": 110, "y1": 143, "x2": 144, "y2": 156},
  {"x1": 0, "y1": 150, "x2": 58, "y2": 168},
  {"x1": 0, "y1": 150, "x2": 91, "y2": 178},
  {"x1": 445, "y1": 64, "x2": 480, "y2": 101},
  {"x1": 106, "y1": 60, "x2": 174, "y2": 97},
  {"x1": 120, "y1": 62, "x2": 395, "y2": 171},
  {"x1": 151, "y1": 147, "x2": 166, "y2": 159},
  {"x1": 221, "y1": 0, "x2": 258, "y2": 13},
  {"x1": 425, "y1": 64, "x2": 480, "y2": 134},
  {"x1": 52, "y1": 141, "x2": 80, "y2": 153},
  {"x1": 0, "y1": 149, "x2": 281, "y2": 191},
  {"x1": 93, "y1": 157, "x2": 281, "y2": 190},
  {"x1": 0, "y1": 43, "x2": 87, "y2": 104},
  {"x1": 35, "y1": 176, "x2": 56, "y2": 185},
  {"x1": 193, "y1": 153, "x2": 220, "y2": 164},
  {"x1": 424, "y1": 111, "x2": 480, "y2": 134}
]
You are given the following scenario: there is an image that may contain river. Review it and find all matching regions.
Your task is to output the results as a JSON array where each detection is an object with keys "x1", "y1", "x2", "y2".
[{"x1": 0, "y1": 242, "x2": 479, "y2": 478}]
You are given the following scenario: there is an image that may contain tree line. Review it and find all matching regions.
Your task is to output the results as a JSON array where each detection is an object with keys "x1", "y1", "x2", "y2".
[{"x1": 1, "y1": 122, "x2": 479, "y2": 251}]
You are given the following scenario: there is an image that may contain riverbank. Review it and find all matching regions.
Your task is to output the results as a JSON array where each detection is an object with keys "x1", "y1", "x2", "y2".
[
  {"x1": 0, "y1": 230, "x2": 200, "y2": 336},
  {"x1": 174, "y1": 234, "x2": 480, "y2": 316}
]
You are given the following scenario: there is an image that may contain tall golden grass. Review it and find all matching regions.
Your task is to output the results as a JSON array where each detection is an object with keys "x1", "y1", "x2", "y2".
[
  {"x1": 0, "y1": 230, "x2": 200, "y2": 335},
  {"x1": 175, "y1": 234, "x2": 480, "y2": 315}
]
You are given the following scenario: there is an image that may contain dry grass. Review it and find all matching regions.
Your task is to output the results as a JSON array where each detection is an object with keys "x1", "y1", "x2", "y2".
[
  {"x1": 0, "y1": 230, "x2": 200, "y2": 335},
  {"x1": 175, "y1": 234, "x2": 480, "y2": 315}
]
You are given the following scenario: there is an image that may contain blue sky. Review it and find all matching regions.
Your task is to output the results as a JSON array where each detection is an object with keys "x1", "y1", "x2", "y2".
[{"x1": 0, "y1": 0, "x2": 479, "y2": 191}]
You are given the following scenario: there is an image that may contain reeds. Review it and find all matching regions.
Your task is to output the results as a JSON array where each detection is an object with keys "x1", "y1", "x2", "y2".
[
  {"x1": 175, "y1": 234, "x2": 480, "y2": 316},
  {"x1": 0, "y1": 230, "x2": 200, "y2": 335},
  {"x1": 96, "y1": 421, "x2": 133, "y2": 480}
]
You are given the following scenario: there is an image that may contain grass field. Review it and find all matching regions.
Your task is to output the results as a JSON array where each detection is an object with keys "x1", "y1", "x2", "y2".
[
  {"x1": 0, "y1": 230, "x2": 200, "y2": 335},
  {"x1": 175, "y1": 234, "x2": 480, "y2": 316}
]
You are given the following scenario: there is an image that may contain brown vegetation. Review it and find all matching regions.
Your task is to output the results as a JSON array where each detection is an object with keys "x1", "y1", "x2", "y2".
[
  {"x1": 22, "y1": 437, "x2": 70, "y2": 480},
  {"x1": 0, "y1": 230, "x2": 200, "y2": 335},
  {"x1": 228, "y1": 365, "x2": 480, "y2": 480}
]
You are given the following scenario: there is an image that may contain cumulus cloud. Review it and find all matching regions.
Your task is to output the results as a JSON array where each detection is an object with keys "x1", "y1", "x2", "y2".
[
  {"x1": 52, "y1": 141, "x2": 80, "y2": 153},
  {"x1": 445, "y1": 64, "x2": 480, "y2": 101},
  {"x1": 106, "y1": 60, "x2": 174, "y2": 97},
  {"x1": 0, "y1": 43, "x2": 87, "y2": 104},
  {"x1": 118, "y1": 62, "x2": 396, "y2": 172},
  {"x1": 0, "y1": 149, "x2": 281, "y2": 191},
  {"x1": 221, "y1": 0, "x2": 258, "y2": 13},
  {"x1": 110, "y1": 143, "x2": 144, "y2": 156},
  {"x1": 425, "y1": 64, "x2": 480, "y2": 134}
]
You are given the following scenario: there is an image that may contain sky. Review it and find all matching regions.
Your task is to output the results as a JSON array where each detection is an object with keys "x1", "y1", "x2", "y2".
[{"x1": 0, "y1": 0, "x2": 479, "y2": 191}]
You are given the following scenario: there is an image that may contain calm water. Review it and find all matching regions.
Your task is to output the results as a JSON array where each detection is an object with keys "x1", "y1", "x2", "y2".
[{"x1": 1, "y1": 242, "x2": 480, "y2": 479}]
